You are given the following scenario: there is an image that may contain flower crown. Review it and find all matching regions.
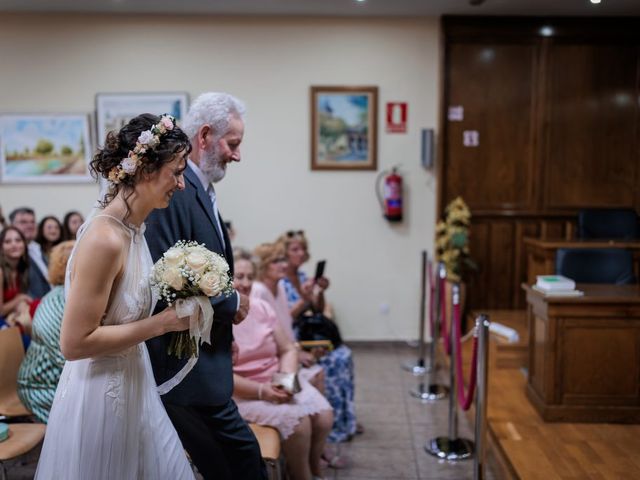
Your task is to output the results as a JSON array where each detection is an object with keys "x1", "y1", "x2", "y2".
[{"x1": 108, "y1": 114, "x2": 177, "y2": 184}]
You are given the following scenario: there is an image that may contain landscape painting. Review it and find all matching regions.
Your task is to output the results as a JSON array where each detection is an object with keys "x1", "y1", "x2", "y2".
[
  {"x1": 0, "y1": 114, "x2": 92, "y2": 183},
  {"x1": 311, "y1": 86, "x2": 378, "y2": 171}
]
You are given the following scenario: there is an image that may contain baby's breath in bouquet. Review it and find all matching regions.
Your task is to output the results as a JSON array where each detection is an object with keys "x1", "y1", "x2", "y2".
[
  {"x1": 151, "y1": 240, "x2": 233, "y2": 359},
  {"x1": 435, "y1": 196, "x2": 477, "y2": 282}
]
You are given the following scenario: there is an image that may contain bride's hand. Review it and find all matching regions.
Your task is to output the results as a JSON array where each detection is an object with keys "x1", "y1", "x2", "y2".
[{"x1": 160, "y1": 307, "x2": 190, "y2": 333}]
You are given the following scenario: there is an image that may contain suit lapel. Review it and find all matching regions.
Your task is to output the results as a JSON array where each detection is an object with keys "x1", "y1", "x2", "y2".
[
  {"x1": 185, "y1": 167, "x2": 225, "y2": 251},
  {"x1": 218, "y1": 212, "x2": 234, "y2": 274}
]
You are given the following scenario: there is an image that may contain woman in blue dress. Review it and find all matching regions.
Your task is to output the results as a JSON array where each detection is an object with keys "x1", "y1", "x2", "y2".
[{"x1": 279, "y1": 230, "x2": 360, "y2": 445}]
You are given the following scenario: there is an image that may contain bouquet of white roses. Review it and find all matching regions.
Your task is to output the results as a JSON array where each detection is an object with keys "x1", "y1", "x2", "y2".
[{"x1": 151, "y1": 240, "x2": 233, "y2": 360}]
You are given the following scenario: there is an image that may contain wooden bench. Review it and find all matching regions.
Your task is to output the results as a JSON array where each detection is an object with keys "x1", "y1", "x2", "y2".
[{"x1": 248, "y1": 423, "x2": 282, "y2": 480}]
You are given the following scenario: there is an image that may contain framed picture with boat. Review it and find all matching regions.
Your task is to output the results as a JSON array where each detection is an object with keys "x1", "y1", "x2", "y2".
[
  {"x1": 310, "y1": 85, "x2": 378, "y2": 171},
  {"x1": 0, "y1": 113, "x2": 93, "y2": 183}
]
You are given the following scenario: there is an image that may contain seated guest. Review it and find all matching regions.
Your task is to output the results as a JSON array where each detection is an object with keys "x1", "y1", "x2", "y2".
[
  {"x1": 279, "y1": 230, "x2": 360, "y2": 444},
  {"x1": 17, "y1": 240, "x2": 73, "y2": 423},
  {"x1": 251, "y1": 242, "x2": 324, "y2": 386},
  {"x1": 9, "y1": 207, "x2": 50, "y2": 298},
  {"x1": 232, "y1": 248, "x2": 333, "y2": 480},
  {"x1": 0, "y1": 204, "x2": 6, "y2": 229},
  {"x1": 0, "y1": 226, "x2": 37, "y2": 346},
  {"x1": 61, "y1": 210, "x2": 84, "y2": 241},
  {"x1": 35, "y1": 215, "x2": 63, "y2": 264}
]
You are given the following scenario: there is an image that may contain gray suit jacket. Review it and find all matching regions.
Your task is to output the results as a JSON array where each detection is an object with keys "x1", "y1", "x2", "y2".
[{"x1": 145, "y1": 166, "x2": 237, "y2": 406}]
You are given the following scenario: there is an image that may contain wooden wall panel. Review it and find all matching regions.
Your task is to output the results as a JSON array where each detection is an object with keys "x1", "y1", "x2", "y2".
[
  {"x1": 513, "y1": 221, "x2": 540, "y2": 307},
  {"x1": 444, "y1": 43, "x2": 537, "y2": 210},
  {"x1": 468, "y1": 220, "x2": 490, "y2": 311},
  {"x1": 488, "y1": 221, "x2": 516, "y2": 308},
  {"x1": 441, "y1": 17, "x2": 640, "y2": 310},
  {"x1": 543, "y1": 44, "x2": 639, "y2": 209}
]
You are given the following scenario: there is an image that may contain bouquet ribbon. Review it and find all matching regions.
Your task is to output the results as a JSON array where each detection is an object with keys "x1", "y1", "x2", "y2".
[{"x1": 157, "y1": 296, "x2": 214, "y2": 395}]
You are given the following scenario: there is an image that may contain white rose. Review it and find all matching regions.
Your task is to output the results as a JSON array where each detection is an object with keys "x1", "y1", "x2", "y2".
[
  {"x1": 120, "y1": 156, "x2": 138, "y2": 174},
  {"x1": 163, "y1": 249, "x2": 184, "y2": 267},
  {"x1": 186, "y1": 252, "x2": 208, "y2": 275},
  {"x1": 137, "y1": 130, "x2": 155, "y2": 145},
  {"x1": 199, "y1": 272, "x2": 222, "y2": 297},
  {"x1": 161, "y1": 266, "x2": 184, "y2": 291}
]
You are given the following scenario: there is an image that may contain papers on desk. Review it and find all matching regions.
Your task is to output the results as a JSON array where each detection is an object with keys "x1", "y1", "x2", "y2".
[
  {"x1": 532, "y1": 285, "x2": 584, "y2": 297},
  {"x1": 534, "y1": 275, "x2": 583, "y2": 297},
  {"x1": 536, "y1": 275, "x2": 575, "y2": 291}
]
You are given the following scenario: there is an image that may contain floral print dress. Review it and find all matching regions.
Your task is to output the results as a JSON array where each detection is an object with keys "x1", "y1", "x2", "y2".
[{"x1": 281, "y1": 272, "x2": 357, "y2": 443}]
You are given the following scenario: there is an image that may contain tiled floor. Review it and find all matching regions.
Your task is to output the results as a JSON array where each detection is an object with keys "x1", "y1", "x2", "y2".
[
  {"x1": 3, "y1": 343, "x2": 493, "y2": 480},
  {"x1": 324, "y1": 343, "x2": 494, "y2": 480}
]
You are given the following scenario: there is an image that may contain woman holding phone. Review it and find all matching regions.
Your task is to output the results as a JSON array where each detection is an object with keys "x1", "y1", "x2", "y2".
[
  {"x1": 279, "y1": 230, "x2": 361, "y2": 450},
  {"x1": 232, "y1": 248, "x2": 332, "y2": 480}
]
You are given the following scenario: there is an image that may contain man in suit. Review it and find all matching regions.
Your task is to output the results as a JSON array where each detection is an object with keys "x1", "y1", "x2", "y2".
[
  {"x1": 145, "y1": 92, "x2": 266, "y2": 480},
  {"x1": 9, "y1": 207, "x2": 51, "y2": 298}
]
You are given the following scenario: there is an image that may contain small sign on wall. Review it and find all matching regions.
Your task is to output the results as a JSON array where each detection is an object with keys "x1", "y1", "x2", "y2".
[
  {"x1": 463, "y1": 130, "x2": 479, "y2": 147},
  {"x1": 386, "y1": 102, "x2": 407, "y2": 133},
  {"x1": 448, "y1": 105, "x2": 464, "y2": 122}
]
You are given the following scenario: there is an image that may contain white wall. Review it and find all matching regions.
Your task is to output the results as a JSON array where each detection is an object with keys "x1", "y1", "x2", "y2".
[{"x1": 0, "y1": 13, "x2": 440, "y2": 340}]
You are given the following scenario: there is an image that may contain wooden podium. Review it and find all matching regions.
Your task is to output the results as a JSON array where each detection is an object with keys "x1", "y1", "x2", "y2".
[{"x1": 523, "y1": 283, "x2": 640, "y2": 423}]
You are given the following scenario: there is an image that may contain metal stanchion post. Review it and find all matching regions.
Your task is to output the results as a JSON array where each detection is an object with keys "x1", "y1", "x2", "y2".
[
  {"x1": 410, "y1": 262, "x2": 448, "y2": 401},
  {"x1": 403, "y1": 251, "x2": 430, "y2": 375},
  {"x1": 425, "y1": 283, "x2": 474, "y2": 460},
  {"x1": 473, "y1": 314, "x2": 490, "y2": 480}
]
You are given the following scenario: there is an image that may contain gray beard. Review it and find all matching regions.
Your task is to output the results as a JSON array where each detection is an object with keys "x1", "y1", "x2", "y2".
[{"x1": 200, "y1": 146, "x2": 227, "y2": 184}]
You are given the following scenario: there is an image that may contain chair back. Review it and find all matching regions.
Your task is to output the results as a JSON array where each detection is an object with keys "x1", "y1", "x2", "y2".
[
  {"x1": 0, "y1": 327, "x2": 31, "y2": 417},
  {"x1": 577, "y1": 208, "x2": 639, "y2": 240},
  {"x1": 555, "y1": 248, "x2": 636, "y2": 284}
]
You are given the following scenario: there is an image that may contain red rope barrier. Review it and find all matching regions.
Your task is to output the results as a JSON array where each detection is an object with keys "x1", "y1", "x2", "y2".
[
  {"x1": 440, "y1": 276, "x2": 450, "y2": 355},
  {"x1": 428, "y1": 261, "x2": 435, "y2": 336},
  {"x1": 453, "y1": 301, "x2": 478, "y2": 411}
]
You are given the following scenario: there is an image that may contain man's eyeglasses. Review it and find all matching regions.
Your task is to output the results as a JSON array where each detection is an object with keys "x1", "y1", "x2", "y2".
[{"x1": 286, "y1": 230, "x2": 304, "y2": 237}]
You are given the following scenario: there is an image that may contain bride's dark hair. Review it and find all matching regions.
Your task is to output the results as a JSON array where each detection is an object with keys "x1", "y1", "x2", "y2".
[{"x1": 91, "y1": 113, "x2": 191, "y2": 218}]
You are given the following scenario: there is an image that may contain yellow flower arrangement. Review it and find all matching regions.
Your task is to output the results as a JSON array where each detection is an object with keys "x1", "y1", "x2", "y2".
[{"x1": 435, "y1": 196, "x2": 477, "y2": 282}]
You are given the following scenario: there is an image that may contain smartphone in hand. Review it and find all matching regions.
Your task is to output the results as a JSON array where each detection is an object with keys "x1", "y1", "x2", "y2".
[{"x1": 314, "y1": 260, "x2": 326, "y2": 280}]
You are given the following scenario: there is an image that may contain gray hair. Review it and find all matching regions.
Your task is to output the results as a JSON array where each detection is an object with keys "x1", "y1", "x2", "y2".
[{"x1": 182, "y1": 92, "x2": 246, "y2": 141}]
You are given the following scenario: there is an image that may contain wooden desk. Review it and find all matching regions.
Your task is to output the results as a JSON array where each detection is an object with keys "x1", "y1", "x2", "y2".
[
  {"x1": 523, "y1": 237, "x2": 640, "y2": 285},
  {"x1": 523, "y1": 283, "x2": 640, "y2": 423}
]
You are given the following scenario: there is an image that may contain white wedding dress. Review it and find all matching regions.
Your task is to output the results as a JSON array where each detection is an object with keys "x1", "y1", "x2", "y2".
[{"x1": 35, "y1": 214, "x2": 195, "y2": 480}]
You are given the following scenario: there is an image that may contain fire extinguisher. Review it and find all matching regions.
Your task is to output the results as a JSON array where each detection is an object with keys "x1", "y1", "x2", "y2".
[{"x1": 376, "y1": 167, "x2": 403, "y2": 222}]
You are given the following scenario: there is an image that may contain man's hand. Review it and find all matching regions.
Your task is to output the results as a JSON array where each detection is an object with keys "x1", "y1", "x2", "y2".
[{"x1": 234, "y1": 293, "x2": 250, "y2": 324}]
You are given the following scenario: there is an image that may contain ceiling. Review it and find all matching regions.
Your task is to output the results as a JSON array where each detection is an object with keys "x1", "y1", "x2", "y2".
[{"x1": 0, "y1": 0, "x2": 638, "y2": 17}]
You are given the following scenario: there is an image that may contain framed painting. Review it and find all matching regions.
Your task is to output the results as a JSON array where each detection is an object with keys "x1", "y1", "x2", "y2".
[
  {"x1": 0, "y1": 113, "x2": 93, "y2": 183},
  {"x1": 310, "y1": 86, "x2": 378, "y2": 171},
  {"x1": 95, "y1": 92, "x2": 189, "y2": 146}
]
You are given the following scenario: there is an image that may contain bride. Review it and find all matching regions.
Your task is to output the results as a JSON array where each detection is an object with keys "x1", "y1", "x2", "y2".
[{"x1": 35, "y1": 114, "x2": 196, "y2": 479}]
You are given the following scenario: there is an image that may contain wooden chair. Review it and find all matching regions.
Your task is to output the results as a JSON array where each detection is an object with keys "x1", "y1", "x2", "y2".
[
  {"x1": 0, "y1": 327, "x2": 32, "y2": 417},
  {"x1": 556, "y1": 248, "x2": 636, "y2": 284},
  {"x1": 248, "y1": 423, "x2": 283, "y2": 480},
  {"x1": 0, "y1": 423, "x2": 46, "y2": 480}
]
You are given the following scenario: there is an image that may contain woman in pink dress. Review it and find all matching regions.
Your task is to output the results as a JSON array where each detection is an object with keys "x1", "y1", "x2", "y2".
[
  {"x1": 232, "y1": 248, "x2": 333, "y2": 480},
  {"x1": 250, "y1": 243, "x2": 324, "y2": 384}
]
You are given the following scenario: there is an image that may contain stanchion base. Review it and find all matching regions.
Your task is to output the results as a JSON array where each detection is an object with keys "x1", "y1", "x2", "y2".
[
  {"x1": 424, "y1": 436, "x2": 474, "y2": 461},
  {"x1": 402, "y1": 360, "x2": 430, "y2": 375},
  {"x1": 409, "y1": 384, "x2": 449, "y2": 402}
]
